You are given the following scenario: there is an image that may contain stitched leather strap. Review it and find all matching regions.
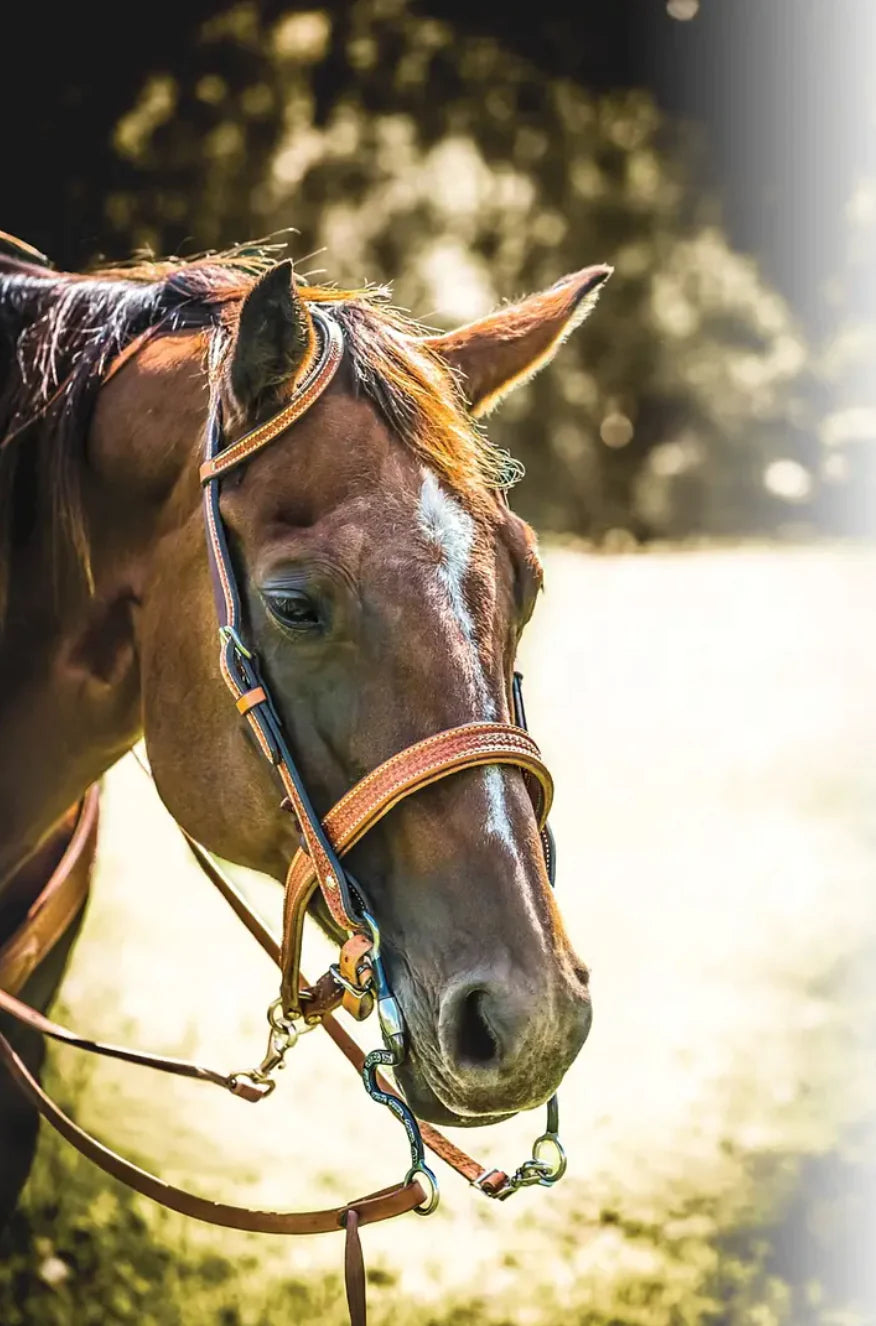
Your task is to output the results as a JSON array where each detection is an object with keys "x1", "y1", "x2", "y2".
[
  {"x1": 343, "y1": 1208, "x2": 367, "y2": 1326},
  {"x1": 200, "y1": 307, "x2": 364, "y2": 942},
  {"x1": 280, "y1": 722, "x2": 552, "y2": 1017},
  {"x1": 0, "y1": 1024, "x2": 425, "y2": 1234},
  {"x1": 0, "y1": 786, "x2": 99, "y2": 995}
]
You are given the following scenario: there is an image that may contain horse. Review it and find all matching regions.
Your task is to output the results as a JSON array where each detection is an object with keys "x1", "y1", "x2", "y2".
[{"x1": 0, "y1": 236, "x2": 610, "y2": 1251}]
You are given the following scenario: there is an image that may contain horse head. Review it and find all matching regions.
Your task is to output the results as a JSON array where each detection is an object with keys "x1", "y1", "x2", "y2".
[{"x1": 82, "y1": 256, "x2": 610, "y2": 1126}]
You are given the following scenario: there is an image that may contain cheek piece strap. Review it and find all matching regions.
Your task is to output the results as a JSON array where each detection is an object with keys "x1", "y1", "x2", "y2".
[{"x1": 0, "y1": 306, "x2": 569, "y2": 1326}]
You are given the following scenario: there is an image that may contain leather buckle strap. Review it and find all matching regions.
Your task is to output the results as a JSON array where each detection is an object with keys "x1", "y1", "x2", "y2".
[
  {"x1": 334, "y1": 933, "x2": 376, "y2": 1021},
  {"x1": 279, "y1": 721, "x2": 552, "y2": 1018}
]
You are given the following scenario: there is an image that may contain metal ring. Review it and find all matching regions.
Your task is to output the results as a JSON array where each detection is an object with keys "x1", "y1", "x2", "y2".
[
  {"x1": 532, "y1": 1133, "x2": 567, "y2": 1184},
  {"x1": 406, "y1": 1162, "x2": 440, "y2": 1216},
  {"x1": 268, "y1": 999, "x2": 318, "y2": 1038},
  {"x1": 267, "y1": 1000, "x2": 299, "y2": 1041}
]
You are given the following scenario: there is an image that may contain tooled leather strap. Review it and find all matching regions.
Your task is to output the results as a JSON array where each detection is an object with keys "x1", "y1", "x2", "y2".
[{"x1": 280, "y1": 722, "x2": 552, "y2": 1018}]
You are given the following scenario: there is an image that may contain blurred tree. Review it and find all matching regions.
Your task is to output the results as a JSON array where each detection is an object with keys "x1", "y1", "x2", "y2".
[
  {"x1": 87, "y1": 2, "x2": 817, "y2": 539},
  {"x1": 1, "y1": 0, "x2": 864, "y2": 539}
]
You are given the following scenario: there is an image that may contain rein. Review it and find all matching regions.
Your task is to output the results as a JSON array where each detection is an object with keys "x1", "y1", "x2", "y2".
[{"x1": 0, "y1": 307, "x2": 568, "y2": 1323}]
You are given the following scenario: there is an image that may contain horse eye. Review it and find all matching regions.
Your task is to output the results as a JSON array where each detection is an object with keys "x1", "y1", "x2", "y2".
[{"x1": 264, "y1": 589, "x2": 322, "y2": 632}]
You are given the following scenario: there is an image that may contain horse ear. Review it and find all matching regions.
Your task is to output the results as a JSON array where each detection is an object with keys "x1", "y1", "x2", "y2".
[
  {"x1": 229, "y1": 260, "x2": 314, "y2": 412},
  {"x1": 423, "y1": 265, "x2": 612, "y2": 417}
]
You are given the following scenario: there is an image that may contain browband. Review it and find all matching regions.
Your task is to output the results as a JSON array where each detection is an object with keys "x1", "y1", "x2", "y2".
[{"x1": 199, "y1": 306, "x2": 344, "y2": 484}]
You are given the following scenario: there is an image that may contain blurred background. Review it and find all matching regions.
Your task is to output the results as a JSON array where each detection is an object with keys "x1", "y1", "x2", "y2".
[{"x1": 1, "y1": 2, "x2": 874, "y2": 1323}]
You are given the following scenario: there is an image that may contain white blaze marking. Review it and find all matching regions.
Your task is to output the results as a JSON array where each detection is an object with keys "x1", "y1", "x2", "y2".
[
  {"x1": 417, "y1": 468, "x2": 490, "y2": 709},
  {"x1": 417, "y1": 470, "x2": 545, "y2": 944},
  {"x1": 482, "y1": 766, "x2": 515, "y2": 850}
]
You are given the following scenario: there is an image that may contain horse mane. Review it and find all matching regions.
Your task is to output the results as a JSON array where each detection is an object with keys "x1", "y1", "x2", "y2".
[{"x1": 0, "y1": 243, "x2": 520, "y2": 622}]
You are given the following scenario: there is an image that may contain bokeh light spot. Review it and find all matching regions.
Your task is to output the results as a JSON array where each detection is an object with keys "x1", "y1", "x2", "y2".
[
  {"x1": 763, "y1": 459, "x2": 813, "y2": 503},
  {"x1": 600, "y1": 413, "x2": 635, "y2": 449},
  {"x1": 667, "y1": 0, "x2": 700, "y2": 20}
]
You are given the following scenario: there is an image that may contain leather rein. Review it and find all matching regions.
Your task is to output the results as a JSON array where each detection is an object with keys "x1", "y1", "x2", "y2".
[{"x1": 0, "y1": 305, "x2": 567, "y2": 1323}]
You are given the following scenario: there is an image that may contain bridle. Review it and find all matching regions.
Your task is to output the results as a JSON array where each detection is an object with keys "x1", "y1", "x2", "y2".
[
  {"x1": 201, "y1": 310, "x2": 551, "y2": 1017},
  {"x1": 0, "y1": 304, "x2": 570, "y2": 1323},
  {"x1": 200, "y1": 303, "x2": 567, "y2": 1197}
]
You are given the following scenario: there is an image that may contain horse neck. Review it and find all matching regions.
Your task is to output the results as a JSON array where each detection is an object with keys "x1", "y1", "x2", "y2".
[{"x1": 0, "y1": 332, "x2": 210, "y2": 889}]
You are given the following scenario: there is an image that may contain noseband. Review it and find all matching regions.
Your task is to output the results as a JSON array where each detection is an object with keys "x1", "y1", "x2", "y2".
[{"x1": 0, "y1": 304, "x2": 569, "y2": 1324}]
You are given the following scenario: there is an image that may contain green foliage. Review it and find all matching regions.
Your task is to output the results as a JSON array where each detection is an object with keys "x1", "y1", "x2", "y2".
[{"x1": 89, "y1": 0, "x2": 845, "y2": 540}]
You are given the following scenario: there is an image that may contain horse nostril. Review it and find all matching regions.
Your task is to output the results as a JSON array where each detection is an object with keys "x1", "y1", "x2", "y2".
[
  {"x1": 455, "y1": 988, "x2": 501, "y2": 1068},
  {"x1": 573, "y1": 963, "x2": 590, "y2": 989}
]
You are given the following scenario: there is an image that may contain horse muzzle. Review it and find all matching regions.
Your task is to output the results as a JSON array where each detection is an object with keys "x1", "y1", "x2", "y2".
[{"x1": 385, "y1": 959, "x2": 592, "y2": 1125}]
